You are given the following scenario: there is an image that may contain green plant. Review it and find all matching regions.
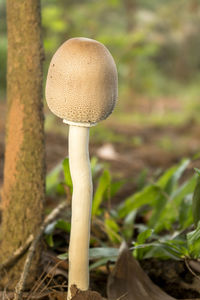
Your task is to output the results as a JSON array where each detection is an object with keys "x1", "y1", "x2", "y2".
[{"x1": 45, "y1": 155, "x2": 200, "y2": 271}]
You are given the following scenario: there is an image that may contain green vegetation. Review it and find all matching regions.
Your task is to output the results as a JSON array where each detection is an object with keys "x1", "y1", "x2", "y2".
[{"x1": 45, "y1": 155, "x2": 200, "y2": 269}]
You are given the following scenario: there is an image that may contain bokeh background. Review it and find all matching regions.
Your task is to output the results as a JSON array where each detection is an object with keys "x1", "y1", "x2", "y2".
[{"x1": 1, "y1": 0, "x2": 200, "y2": 196}]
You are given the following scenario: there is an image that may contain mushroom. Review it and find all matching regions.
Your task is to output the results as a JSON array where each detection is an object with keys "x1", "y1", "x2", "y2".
[{"x1": 45, "y1": 37, "x2": 118, "y2": 299}]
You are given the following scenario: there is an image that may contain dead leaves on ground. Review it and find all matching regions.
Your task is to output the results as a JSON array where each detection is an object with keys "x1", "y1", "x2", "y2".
[
  {"x1": 107, "y1": 245, "x2": 175, "y2": 300},
  {"x1": 1, "y1": 246, "x2": 200, "y2": 300}
]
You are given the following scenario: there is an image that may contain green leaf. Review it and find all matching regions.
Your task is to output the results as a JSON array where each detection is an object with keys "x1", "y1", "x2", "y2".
[
  {"x1": 187, "y1": 221, "x2": 200, "y2": 259},
  {"x1": 118, "y1": 184, "x2": 160, "y2": 218},
  {"x1": 62, "y1": 157, "x2": 73, "y2": 192},
  {"x1": 89, "y1": 247, "x2": 119, "y2": 259},
  {"x1": 90, "y1": 257, "x2": 117, "y2": 270},
  {"x1": 110, "y1": 180, "x2": 124, "y2": 198},
  {"x1": 58, "y1": 252, "x2": 68, "y2": 260},
  {"x1": 45, "y1": 234, "x2": 54, "y2": 247},
  {"x1": 45, "y1": 219, "x2": 70, "y2": 236},
  {"x1": 46, "y1": 162, "x2": 63, "y2": 195},
  {"x1": 133, "y1": 238, "x2": 188, "y2": 260},
  {"x1": 55, "y1": 219, "x2": 71, "y2": 232},
  {"x1": 58, "y1": 247, "x2": 119, "y2": 263},
  {"x1": 134, "y1": 228, "x2": 154, "y2": 260},
  {"x1": 44, "y1": 219, "x2": 70, "y2": 249},
  {"x1": 194, "y1": 168, "x2": 200, "y2": 176},
  {"x1": 192, "y1": 176, "x2": 200, "y2": 226},
  {"x1": 179, "y1": 194, "x2": 193, "y2": 229},
  {"x1": 149, "y1": 159, "x2": 190, "y2": 229},
  {"x1": 172, "y1": 174, "x2": 197, "y2": 204},
  {"x1": 105, "y1": 217, "x2": 122, "y2": 244},
  {"x1": 137, "y1": 229, "x2": 154, "y2": 244},
  {"x1": 153, "y1": 175, "x2": 197, "y2": 232},
  {"x1": 122, "y1": 210, "x2": 137, "y2": 240},
  {"x1": 91, "y1": 156, "x2": 103, "y2": 177},
  {"x1": 92, "y1": 170, "x2": 111, "y2": 216},
  {"x1": 157, "y1": 159, "x2": 190, "y2": 192}
]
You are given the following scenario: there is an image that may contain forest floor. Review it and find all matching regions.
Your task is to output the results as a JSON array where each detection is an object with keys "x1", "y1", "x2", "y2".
[
  {"x1": 1, "y1": 96, "x2": 200, "y2": 188},
  {"x1": 1, "y1": 96, "x2": 200, "y2": 299}
]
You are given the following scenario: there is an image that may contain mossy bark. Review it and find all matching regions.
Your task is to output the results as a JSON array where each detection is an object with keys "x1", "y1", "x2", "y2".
[{"x1": 0, "y1": 0, "x2": 45, "y2": 289}]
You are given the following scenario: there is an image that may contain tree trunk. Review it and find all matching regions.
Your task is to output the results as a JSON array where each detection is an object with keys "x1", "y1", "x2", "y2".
[{"x1": 0, "y1": 0, "x2": 45, "y2": 289}]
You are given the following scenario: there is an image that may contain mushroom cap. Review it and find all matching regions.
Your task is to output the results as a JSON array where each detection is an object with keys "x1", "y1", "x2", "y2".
[{"x1": 45, "y1": 37, "x2": 118, "y2": 126}]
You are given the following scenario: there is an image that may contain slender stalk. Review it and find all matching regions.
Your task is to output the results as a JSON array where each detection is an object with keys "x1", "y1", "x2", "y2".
[{"x1": 68, "y1": 125, "x2": 92, "y2": 299}]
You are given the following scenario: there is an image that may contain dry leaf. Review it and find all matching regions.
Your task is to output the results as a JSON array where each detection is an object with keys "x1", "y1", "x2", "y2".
[{"x1": 107, "y1": 245, "x2": 175, "y2": 300}]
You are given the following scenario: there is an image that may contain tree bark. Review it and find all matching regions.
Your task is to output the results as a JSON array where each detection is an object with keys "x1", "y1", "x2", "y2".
[{"x1": 0, "y1": 0, "x2": 45, "y2": 289}]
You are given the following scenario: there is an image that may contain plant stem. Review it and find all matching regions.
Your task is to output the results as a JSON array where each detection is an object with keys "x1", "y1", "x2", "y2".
[{"x1": 68, "y1": 125, "x2": 92, "y2": 299}]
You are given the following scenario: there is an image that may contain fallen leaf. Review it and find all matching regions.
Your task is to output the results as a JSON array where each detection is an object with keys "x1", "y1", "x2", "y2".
[{"x1": 107, "y1": 244, "x2": 175, "y2": 300}]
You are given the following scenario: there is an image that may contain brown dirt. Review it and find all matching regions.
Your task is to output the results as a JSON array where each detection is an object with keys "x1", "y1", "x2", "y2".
[{"x1": 140, "y1": 259, "x2": 200, "y2": 299}]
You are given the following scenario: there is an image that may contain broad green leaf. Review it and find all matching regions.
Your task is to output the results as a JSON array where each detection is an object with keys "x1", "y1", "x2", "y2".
[
  {"x1": 194, "y1": 168, "x2": 200, "y2": 176},
  {"x1": 122, "y1": 210, "x2": 137, "y2": 240},
  {"x1": 58, "y1": 247, "x2": 119, "y2": 262},
  {"x1": 89, "y1": 247, "x2": 119, "y2": 259},
  {"x1": 133, "y1": 238, "x2": 187, "y2": 260},
  {"x1": 110, "y1": 180, "x2": 124, "y2": 198},
  {"x1": 143, "y1": 243, "x2": 184, "y2": 260},
  {"x1": 46, "y1": 162, "x2": 63, "y2": 195},
  {"x1": 152, "y1": 174, "x2": 196, "y2": 232},
  {"x1": 92, "y1": 170, "x2": 111, "y2": 216},
  {"x1": 62, "y1": 158, "x2": 73, "y2": 192},
  {"x1": 179, "y1": 194, "x2": 193, "y2": 229},
  {"x1": 118, "y1": 184, "x2": 160, "y2": 218},
  {"x1": 91, "y1": 156, "x2": 103, "y2": 177},
  {"x1": 45, "y1": 219, "x2": 70, "y2": 235},
  {"x1": 192, "y1": 174, "x2": 200, "y2": 226},
  {"x1": 90, "y1": 257, "x2": 117, "y2": 270},
  {"x1": 172, "y1": 174, "x2": 197, "y2": 204},
  {"x1": 157, "y1": 159, "x2": 190, "y2": 192},
  {"x1": 136, "y1": 168, "x2": 148, "y2": 190},
  {"x1": 137, "y1": 229, "x2": 154, "y2": 244},
  {"x1": 55, "y1": 219, "x2": 71, "y2": 232},
  {"x1": 105, "y1": 217, "x2": 122, "y2": 244},
  {"x1": 89, "y1": 246, "x2": 119, "y2": 269},
  {"x1": 149, "y1": 159, "x2": 190, "y2": 228},
  {"x1": 187, "y1": 221, "x2": 200, "y2": 259},
  {"x1": 45, "y1": 234, "x2": 54, "y2": 247},
  {"x1": 118, "y1": 159, "x2": 190, "y2": 222},
  {"x1": 134, "y1": 228, "x2": 154, "y2": 260},
  {"x1": 58, "y1": 252, "x2": 68, "y2": 260}
]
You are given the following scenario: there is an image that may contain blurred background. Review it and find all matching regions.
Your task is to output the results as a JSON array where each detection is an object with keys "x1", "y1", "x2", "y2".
[{"x1": 1, "y1": 0, "x2": 200, "y2": 197}]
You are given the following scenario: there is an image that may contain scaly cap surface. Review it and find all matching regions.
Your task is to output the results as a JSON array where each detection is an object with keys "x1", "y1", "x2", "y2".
[{"x1": 45, "y1": 37, "x2": 118, "y2": 126}]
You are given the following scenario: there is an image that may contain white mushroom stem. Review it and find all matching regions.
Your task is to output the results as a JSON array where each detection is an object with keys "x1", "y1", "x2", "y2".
[{"x1": 68, "y1": 125, "x2": 92, "y2": 299}]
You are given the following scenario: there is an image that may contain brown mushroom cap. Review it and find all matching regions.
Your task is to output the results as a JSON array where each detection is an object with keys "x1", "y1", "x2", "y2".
[{"x1": 45, "y1": 37, "x2": 118, "y2": 125}]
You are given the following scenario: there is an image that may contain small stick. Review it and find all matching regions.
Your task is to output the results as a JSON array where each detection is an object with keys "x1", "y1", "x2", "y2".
[
  {"x1": 32, "y1": 261, "x2": 64, "y2": 297},
  {"x1": 185, "y1": 258, "x2": 200, "y2": 282},
  {"x1": 0, "y1": 235, "x2": 34, "y2": 273},
  {"x1": 14, "y1": 201, "x2": 67, "y2": 300}
]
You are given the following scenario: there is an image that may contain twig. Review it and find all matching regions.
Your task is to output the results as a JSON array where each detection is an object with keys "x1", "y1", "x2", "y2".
[
  {"x1": 0, "y1": 235, "x2": 34, "y2": 272},
  {"x1": 185, "y1": 258, "x2": 200, "y2": 282},
  {"x1": 31, "y1": 261, "x2": 64, "y2": 298},
  {"x1": 0, "y1": 290, "x2": 67, "y2": 299},
  {"x1": 14, "y1": 201, "x2": 67, "y2": 300},
  {"x1": 27, "y1": 261, "x2": 52, "y2": 299},
  {"x1": 116, "y1": 292, "x2": 128, "y2": 300}
]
